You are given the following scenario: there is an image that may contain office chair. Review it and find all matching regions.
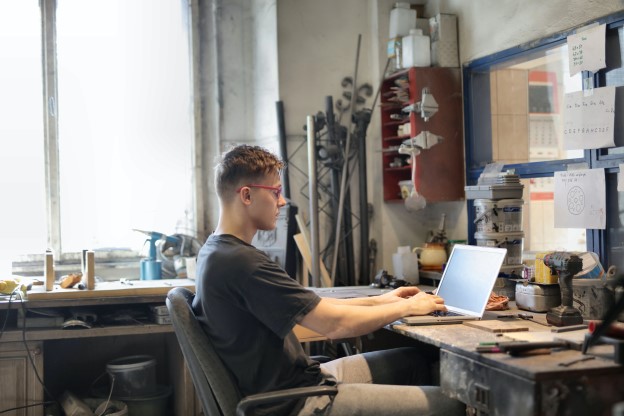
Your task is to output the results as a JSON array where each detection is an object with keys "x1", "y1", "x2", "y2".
[{"x1": 166, "y1": 287, "x2": 338, "y2": 416}]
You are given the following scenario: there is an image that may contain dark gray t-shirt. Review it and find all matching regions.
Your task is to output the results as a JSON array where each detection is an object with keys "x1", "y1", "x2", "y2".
[{"x1": 193, "y1": 234, "x2": 322, "y2": 415}]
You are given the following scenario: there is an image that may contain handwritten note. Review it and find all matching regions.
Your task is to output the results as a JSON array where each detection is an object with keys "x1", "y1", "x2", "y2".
[
  {"x1": 568, "y1": 24, "x2": 606, "y2": 76},
  {"x1": 554, "y1": 169, "x2": 605, "y2": 229},
  {"x1": 563, "y1": 86, "x2": 615, "y2": 150}
]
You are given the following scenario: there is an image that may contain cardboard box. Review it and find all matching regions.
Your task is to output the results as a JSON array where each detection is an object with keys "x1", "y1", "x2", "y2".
[{"x1": 429, "y1": 13, "x2": 458, "y2": 67}]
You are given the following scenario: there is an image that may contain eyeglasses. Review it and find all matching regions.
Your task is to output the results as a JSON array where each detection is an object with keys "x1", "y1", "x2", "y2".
[{"x1": 236, "y1": 184, "x2": 283, "y2": 200}]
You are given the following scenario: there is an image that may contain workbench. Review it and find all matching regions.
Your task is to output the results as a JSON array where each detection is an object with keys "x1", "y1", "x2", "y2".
[
  {"x1": 389, "y1": 308, "x2": 624, "y2": 416},
  {"x1": 3, "y1": 283, "x2": 623, "y2": 416},
  {"x1": 0, "y1": 279, "x2": 199, "y2": 416}
]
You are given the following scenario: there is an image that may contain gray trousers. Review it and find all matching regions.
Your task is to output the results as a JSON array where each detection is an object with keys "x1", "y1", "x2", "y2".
[{"x1": 297, "y1": 347, "x2": 465, "y2": 416}]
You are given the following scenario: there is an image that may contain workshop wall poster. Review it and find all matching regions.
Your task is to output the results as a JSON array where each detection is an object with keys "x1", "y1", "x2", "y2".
[{"x1": 554, "y1": 168, "x2": 606, "y2": 229}]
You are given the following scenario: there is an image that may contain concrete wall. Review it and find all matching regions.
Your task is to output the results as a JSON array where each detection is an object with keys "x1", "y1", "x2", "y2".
[{"x1": 203, "y1": 0, "x2": 624, "y2": 282}]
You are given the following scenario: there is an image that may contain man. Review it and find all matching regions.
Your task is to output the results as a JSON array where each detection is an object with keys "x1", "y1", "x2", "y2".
[{"x1": 193, "y1": 144, "x2": 464, "y2": 415}]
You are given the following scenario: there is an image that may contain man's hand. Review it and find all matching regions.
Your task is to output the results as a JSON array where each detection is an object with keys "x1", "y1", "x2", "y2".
[
  {"x1": 405, "y1": 291, "x2": 447, "y2": 316},
  {"x1": 376, "y1": 286, "x2": 421, "y2": 304}
]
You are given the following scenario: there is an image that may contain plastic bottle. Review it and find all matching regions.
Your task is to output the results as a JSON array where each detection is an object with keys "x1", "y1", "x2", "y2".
[
  {"x1": 402, "y1": 29, "x2": 431, "y2": 68},
  {"x1": 389, "y1": 2, "x2": 417, "y2": 39}
]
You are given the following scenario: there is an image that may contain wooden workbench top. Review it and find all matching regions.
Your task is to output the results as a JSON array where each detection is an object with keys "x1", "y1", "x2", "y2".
[{"x1": 27, "y1": 278, "x2": 195, "y2": 300}]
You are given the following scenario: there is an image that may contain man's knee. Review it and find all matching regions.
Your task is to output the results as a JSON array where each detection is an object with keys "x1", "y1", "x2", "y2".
[{"x1": 362, "y1": 347, "x2": 433, "y2": 385}]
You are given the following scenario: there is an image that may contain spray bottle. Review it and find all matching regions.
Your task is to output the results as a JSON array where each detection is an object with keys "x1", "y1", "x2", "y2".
[{"x1": 133, "y1": 229, "x2": 180, "y2": 280}]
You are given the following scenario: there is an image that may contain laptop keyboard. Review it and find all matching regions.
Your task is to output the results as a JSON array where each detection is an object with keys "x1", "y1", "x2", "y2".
[{"x1": 430, "y1": 310, "x2": 463, "y2": 317}]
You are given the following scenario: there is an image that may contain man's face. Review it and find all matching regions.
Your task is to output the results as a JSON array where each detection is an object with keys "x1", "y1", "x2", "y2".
[{"x1": 247, "y1": 172, "x2": 286, "y2": 231}]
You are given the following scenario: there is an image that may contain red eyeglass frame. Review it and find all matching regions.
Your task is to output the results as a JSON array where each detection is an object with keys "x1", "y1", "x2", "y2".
[{"x1": 236, "y1": 184, "x2": 283, "y2": 199}]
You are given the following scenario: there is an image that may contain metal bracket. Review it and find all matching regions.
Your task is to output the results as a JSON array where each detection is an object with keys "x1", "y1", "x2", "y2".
[
  {"x1": 398, "y1": 131, "x2": 444, "y2": 155},
  {"x1": 402, "y1": 87, "x2": 439, "y2": 121}
]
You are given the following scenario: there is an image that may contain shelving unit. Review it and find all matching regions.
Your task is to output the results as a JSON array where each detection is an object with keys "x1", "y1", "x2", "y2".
[{"x1": 380, "y1": 67, "x2": 465, "y2": 202}]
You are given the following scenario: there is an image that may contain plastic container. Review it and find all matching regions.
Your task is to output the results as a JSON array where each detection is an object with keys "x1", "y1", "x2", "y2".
[
  {"x1": 389, "y1": 2, "x2": 417, "y2": 39},
  {"x1": 573, "y1": 278, "x2": 615, "y2": 320},
  {"x1": 493, "y1": 277, "x2": 516, "y2": 300},
  {"x1": 392, "y1": 246, "x2": 419, "y2": 284},
  {"x1": 575, "y1": 251, "x2": 604, "y2": 279},
  {"x1": 92, "y1": 385, "x2": 171, "y2": 416},
  {"x1": 398, "y1": 180, "x2": 413, "y2": 200},
  {"x1": 401, "y1": 29, "x2": 431, "y2": 68},
  {"x1": 107, "y1": 355, "x2": 157, "y2": 397},
  {"x1": 473, "y1": 199, "x2": 502, "y2": 233},
  {"x1": 534, "y1": 252, "x2": 557, "y2": 284},
  {"x1": 498, "y1": 199, "x2": 524, "y2": 232},
  {"x1": 464, "y1": 184, "x2": 524, "y2": 200},
  {"x1": 474, "y1": 231, "x2": 524, "y2": 265}
]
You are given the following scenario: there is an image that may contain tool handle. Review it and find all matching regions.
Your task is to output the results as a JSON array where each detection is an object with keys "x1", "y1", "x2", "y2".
[
  {"x1": 559, "y1": 272, "x2": 574, "y2": 307},
  {"x1": 499, "y1": 341, "x2": 568, "y2": 355}
]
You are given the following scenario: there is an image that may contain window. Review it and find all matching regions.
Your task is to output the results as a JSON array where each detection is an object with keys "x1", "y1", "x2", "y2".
[
  {"x1": 463, "y1": 11, "x2": 624, "y2": 271},
  {"x1": 1, "y1": 0, "x2": 196, "y2": 269}
]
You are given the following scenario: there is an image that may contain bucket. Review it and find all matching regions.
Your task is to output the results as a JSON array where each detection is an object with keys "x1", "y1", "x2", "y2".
[
  {"x1": 473, "y1": 199, "x2": 502, "y2": 233},
  {"x1": 474, "y1": 231, "x2": 524, "y2": 265},
  {"x1": 92, "y1": 385, "x2": 171, "y2": 416},
  {"x1": 493, "y1": 277, "x2": 516, "y2": 300},
  {"x1": 118, "y1": 385, "x2": 171, "y2": 416},
  {"x1": 575, "y1": 252, "x2": 605, "y2": 279},
  {"x1": 106, "y1": 355, "x2": 157, "y2": 397},
  {"x1": 572, "y1": 277, "x2": 615, "y2": 320},
  {"x1": 498, "y1": 199, "x2": 523, "y2": 232}
]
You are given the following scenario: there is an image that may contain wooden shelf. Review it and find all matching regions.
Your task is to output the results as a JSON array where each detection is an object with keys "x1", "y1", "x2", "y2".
[{"x1": 379, "y1": 67, "x2": 465, "y2": 202}]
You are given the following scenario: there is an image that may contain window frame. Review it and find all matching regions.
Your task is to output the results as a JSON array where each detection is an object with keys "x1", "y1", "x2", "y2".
[
  {"x1": 12, "y1": 0, "x2": 204, "y2": 271},
  {"x1": 463, "y1": 10, "x2": 624, "y2": 268}
]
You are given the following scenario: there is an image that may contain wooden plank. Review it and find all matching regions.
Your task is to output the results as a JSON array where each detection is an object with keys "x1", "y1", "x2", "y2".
[
  {"x1": 293, "y1": 234, "x2": 332, "y2": 288},
  {"x1": 27, "y1": 278, "x2": 195, "y2": 300},
  {"x1": 464, "y1": 320, "x2": 530, "y2": 333}
]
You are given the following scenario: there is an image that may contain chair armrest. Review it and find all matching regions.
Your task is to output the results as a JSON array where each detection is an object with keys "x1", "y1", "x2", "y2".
[{"x1": 236, "y1": 385, "x2": 338, "y2": 416}]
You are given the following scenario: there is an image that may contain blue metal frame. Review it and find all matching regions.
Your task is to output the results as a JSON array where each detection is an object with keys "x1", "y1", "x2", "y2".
[{"x1": 463, "y1": 11, "x2": 624, "y2": 267}]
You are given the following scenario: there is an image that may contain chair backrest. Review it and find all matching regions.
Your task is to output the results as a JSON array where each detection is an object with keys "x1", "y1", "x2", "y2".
[{"x1": 166, "y1": 287, "x2": 241, "y2": 416}]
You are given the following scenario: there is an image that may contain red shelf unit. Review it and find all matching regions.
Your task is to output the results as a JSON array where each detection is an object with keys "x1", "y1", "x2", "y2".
[{"x1": 380, "y1": 67, "x2": 465, "y2": 202}]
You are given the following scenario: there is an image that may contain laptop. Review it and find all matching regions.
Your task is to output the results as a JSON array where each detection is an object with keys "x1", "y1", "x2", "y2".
[{"x1": 400, "y1": 244, "x2": 507, "y2": 325}]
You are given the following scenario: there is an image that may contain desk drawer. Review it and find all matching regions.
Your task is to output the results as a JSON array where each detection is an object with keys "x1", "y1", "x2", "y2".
[
  {"x1": 440, "y1": 349, "x2": 624, "y2": 416},
  {"x1": 441, "y1": 349, "x2": 536, "y2": 416}
]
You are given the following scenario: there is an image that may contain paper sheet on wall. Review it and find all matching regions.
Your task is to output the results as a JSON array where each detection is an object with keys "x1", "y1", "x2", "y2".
[
  {"x1": 568, "y1": 24, "x2": 606, "y2": 76},
  {"x1": 554, "y1": 169, "x2": 605, "y2": 229},
  {"x1": 619, "y1": 164, "x2": 624, "y2": 192},
  {"x1": 563, "y1": 86, "x2": 615, "y2": 150}
]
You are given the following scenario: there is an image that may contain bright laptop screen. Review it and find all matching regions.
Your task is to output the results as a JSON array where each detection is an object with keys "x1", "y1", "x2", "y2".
[{"x1": 436, "y1": 245, "x2": 507, "y2": 315}]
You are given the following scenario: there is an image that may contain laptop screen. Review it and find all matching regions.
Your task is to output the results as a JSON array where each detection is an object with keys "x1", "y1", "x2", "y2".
[{"x1": 435, "y1": 245, "x2": 507, "y2": 316}]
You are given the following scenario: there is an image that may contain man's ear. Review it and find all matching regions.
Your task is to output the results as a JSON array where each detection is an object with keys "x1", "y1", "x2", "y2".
[{"x1": 239, "y1": 187, "x2": 252, "y2": 205}]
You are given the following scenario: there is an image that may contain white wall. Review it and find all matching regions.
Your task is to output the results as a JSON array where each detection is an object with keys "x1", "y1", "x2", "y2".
[
  {"x1": 277, "y1": 0, "x2": 466, "y2": 283},
  {"x1": 428, "y1": 0, "x2": 624, "y2": 64},
  {"x1": 206, "y1": 0, "x2": 624, "y2": 281}
]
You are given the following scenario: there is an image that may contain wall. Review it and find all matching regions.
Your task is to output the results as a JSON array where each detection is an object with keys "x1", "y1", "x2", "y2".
[
  {"x1": 204, "y1": 0, "x2": 624, "y2": 282},
  {"x1": 427, "y1": 0, "x2": 624, "y2": 64},
  {"x1": 277, "y1": 0, "x2": 466, "y2": 283},
  {"x1": 199, "y1": 0, "x2": 280, "y2": 234}
]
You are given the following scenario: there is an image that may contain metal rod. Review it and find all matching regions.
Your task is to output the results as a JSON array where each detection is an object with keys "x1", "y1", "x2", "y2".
[
  {"x1": 331, "y1": 34, "x2": 362, "y2": 285},
  {"x1": 307, "y1": 115, "x2": 320, "y2": 287},
  {"x1": 355, "y1": 110, "x2": 371, "y2": 285},
  {"x1": 276, "y1": 101, "x2": 291, "y2": 199}
]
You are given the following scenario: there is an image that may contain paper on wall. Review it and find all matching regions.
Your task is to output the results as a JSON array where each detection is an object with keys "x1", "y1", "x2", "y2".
[
  {"x1": 619, "y1": 164, "x2": 624, "y2": 192},
  {"x1": 554, "y1": 169, "x2": 605, "y2": 229},
  {"x1": 563, "y1": 86, "x2": 615, "y2": 150},
  {"x1": 568, "y1": 24, "x2": 606, "y2": 76}
]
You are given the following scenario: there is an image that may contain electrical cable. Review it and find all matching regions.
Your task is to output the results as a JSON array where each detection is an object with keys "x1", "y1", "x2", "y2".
[
  {"x1": 0, "y1": 290, "x2": 59, "y2": 414},
  {"x1": 0, "y1": 401, "x2": 56, "y2": 414},
  {"x1": 17, "y1": 293, "x2": 60, "y2": 412}
]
